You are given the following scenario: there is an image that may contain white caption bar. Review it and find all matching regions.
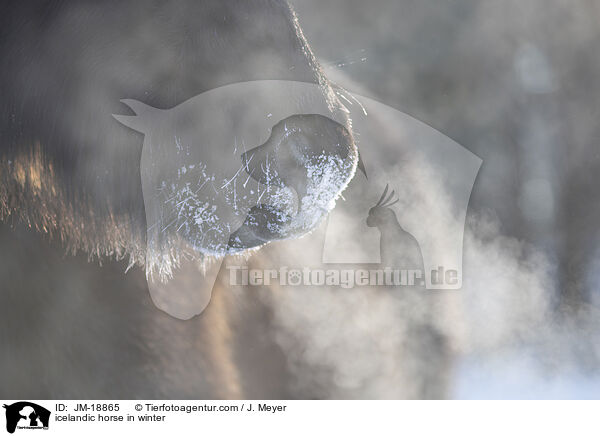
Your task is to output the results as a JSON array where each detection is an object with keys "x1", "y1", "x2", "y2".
[{"x1": 0, "y1": 400, "x2": 597, "y2": 436}]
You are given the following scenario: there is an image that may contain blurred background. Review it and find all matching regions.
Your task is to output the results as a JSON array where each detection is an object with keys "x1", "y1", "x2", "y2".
[{"x1": 291, "y1": 0, "x2": 600, "y2": 398}]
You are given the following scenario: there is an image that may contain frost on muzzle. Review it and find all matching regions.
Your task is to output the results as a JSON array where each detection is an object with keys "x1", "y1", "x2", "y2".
[
  {"x1": 113, "y1": 80, "x2": 358, "y2": 282},
  {"x1": 112, "y1": 79, "x2": 481, "y2": 320}
]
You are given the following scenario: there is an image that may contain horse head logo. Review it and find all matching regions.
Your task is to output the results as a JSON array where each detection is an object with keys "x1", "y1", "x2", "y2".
[{"x1": 112, "y1": 80, "x2": 358, "y2": 318}]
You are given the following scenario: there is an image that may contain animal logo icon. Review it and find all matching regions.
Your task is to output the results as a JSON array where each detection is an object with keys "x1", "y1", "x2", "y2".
[
  {"x1": 112, "y1": 80, "x2": 359, "y2": 318},
  {"x1": 3, "y1": 402, "x2": 50, "y2": 434},
  {"x1": 366, "y1": 184, "x2": 424, "y2": 272}
]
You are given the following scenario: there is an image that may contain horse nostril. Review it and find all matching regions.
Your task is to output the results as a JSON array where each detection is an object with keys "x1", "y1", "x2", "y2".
[
  {"x1": 240, "y1": 146, "x2": 284, "y2": 188},
  {"x1": 241, "y1": 113, "x2": 355, "y2": 198},
  {"x1": 229, "y1": 113, "x2": 358, "y2": 250}
]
